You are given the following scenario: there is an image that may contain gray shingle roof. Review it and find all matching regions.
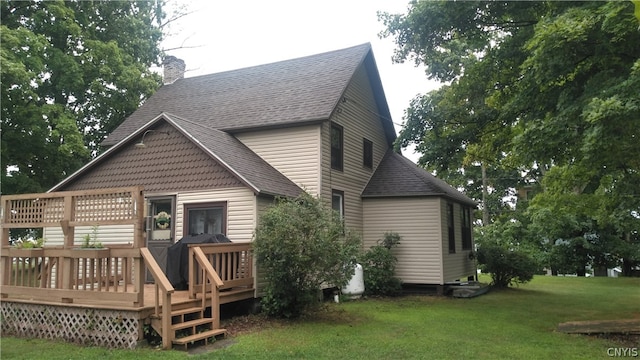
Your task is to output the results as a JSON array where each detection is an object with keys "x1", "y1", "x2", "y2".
[
  {"x1": 362, "y1": 150, "x2": 477, "y2": 207},
  {"x1": 57, "y1": 44, "x2": 395, "y2": 197},
  {"x1": 104, "y1": 43, "x2": 376, "y2": 146}
]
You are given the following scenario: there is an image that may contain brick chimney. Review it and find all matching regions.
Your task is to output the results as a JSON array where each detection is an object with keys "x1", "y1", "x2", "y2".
[{"x1": 163, "y1": 56, "x2": 186, "y2": 85}]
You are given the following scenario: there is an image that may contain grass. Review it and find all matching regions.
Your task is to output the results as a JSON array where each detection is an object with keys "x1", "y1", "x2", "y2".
[{"x1": 2, "y1": 275, "x2": 638, "y2": 359}]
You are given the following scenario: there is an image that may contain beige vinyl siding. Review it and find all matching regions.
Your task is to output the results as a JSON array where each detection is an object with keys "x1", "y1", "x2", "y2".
[
  {"x1": 441, "y1": 198, "x2": 476, "y2": 282},
  {"x1": 174, "y1": 188, "x2": 257, "y2": 243},
  {"x1": 321, "y1": 64, "x2": 390, "y2": 233},
  {"x1": 236, "y1": 124, "x2": 322, "y2": 196},
  {"x1": 43, "y1": 225, "x2": 135, "y2": 247},
  {"x1": 363, "y1": 197, "x2": 444, "y2": 285},
  {"x1": 256, "y1": 195, "x2": 275, "y2": 216}
]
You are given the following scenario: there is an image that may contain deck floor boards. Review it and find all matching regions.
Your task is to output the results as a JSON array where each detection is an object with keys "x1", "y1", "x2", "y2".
[{"x1": 4, "y1": 284, "x2": 207, "y2": 312}]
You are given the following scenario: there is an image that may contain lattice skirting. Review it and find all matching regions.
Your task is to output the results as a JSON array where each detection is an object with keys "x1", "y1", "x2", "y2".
[{"x1": 1, "y1": 302, "x2": 141, "y2": 349}]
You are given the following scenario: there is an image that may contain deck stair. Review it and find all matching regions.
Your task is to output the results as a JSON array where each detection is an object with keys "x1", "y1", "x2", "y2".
[{"x1": 151, "y1": 299, "x2": 227, "y2": 350}]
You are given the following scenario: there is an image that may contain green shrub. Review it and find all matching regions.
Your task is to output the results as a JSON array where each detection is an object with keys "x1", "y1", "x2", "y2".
[
  {"x1": 476, "y1": 242, "x2": 538, "y2": 287},
  {"x1": 253, "y1": 193, "x2": 361, "y2": 318},
  {"x1": 361, "y1": 232, "x2": 402, "y2": 296}
]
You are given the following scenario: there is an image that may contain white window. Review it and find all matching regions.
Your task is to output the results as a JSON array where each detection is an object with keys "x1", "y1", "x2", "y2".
[
  {"x1": 332, "y1": 190, "x2": 344, "y2": 219},
  {"x1": 184, "y1": 202, "x2": 226, "y2": 236}
]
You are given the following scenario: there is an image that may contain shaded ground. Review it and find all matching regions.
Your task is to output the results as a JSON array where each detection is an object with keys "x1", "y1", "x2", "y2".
[
  {"x1": 222, "y1": 313, "x2": 278, "y2": 337},
  {"x1": 220, "y1": 304, "x2": 357, "y2": 337}
]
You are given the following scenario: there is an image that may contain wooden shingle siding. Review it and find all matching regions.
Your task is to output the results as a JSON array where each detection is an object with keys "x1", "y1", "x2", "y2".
[
  {"x1": 59, "y1": 122, "x2": 244, "y2": 192},
  {"x1": 363, "y1": 197, "x2": 443, "y2": 284},
  {"x1": 236, "y1": 125, "x2": 322, "y2": 196},
  {"x1": 174, "y1": 188, "x2": 257, "y2": 243},
  {"x1": 321, "y1": 64, "x2": 391, "y2": 233},
  {"x1": 440, "y1": 199, "x2": 476, "y2": 282}
]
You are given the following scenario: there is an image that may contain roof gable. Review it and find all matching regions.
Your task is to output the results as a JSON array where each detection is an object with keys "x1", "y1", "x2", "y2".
[
  {"x1": 104, "y1": 43, "x2": 388, "y2": 146},
  {"x1": 50, "y1": 113, "x2": 303, "y2": 197},
  {"x1": 164, "y1": 113, "x2": 303, "y2": 197},
  {"x1": 50, "y1": 122, "x2": 244, "y2": 192},
  {"x1": 362, "y1": 150, "x2": 477, "y2": 207}
]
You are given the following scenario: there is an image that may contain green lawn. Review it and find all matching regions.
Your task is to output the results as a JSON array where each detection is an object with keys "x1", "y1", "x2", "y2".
[{"x1": 2, "y1": 275, "x2": 638, "y2": 359}]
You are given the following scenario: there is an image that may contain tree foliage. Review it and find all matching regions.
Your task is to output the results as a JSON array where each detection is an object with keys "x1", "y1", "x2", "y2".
[
  {"x1": 1, "y1": 0, "x2": 166, "y2": 194},
  {"x1": 381, "y1": 1, "x2": 640, "y2": 275},
  {"x1": 360, "y1": 232, "x2": 402, "y2": 296},
  {"x1": 253, "y1": 193, "x2": 361, "y2": 318},
  {"x1": 476, "y1": 242, "x2": 538, "y2": 288}
]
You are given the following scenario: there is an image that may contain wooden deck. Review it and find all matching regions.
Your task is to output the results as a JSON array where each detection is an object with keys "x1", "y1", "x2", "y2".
[
  {"x1": 2, "y1": 283, "x2": 254, "y2": 317},
  {"x1": 3, "y1": 283, "x2": 213, "y2": 309},
  {"x1": 1, "y1": 243, "x2": 255, "y2": 349},
  {"x1": 0, "y1": 187, "x2": 255, "y2": 349}
]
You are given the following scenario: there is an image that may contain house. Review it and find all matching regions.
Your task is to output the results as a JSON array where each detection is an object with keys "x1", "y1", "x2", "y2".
[{"x1": 48, "y1": 43, "x2": 477, "y2": 288}]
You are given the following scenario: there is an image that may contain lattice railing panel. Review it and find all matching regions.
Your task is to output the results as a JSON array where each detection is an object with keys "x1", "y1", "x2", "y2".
[
  {"x1": 74, "y1": 191, "x2": 136, "y2": 223},
  {"x1": 1, "y1": 302, "x2": 140, "y2": 349},
  {"x1": 3, "y1": 197, "x2": 65, "y2": 225},
  {"x1": 1, "y1": 187, "x2": 142, "y2": 229}
]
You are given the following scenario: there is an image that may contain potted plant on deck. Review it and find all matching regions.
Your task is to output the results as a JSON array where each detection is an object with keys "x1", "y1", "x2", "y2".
[
  {"x1": 8, "y1": 237, "x2": 46, "y2": 257},
  {"x1": 75, "y1": 225, "x2": 109, "y2": 258}
]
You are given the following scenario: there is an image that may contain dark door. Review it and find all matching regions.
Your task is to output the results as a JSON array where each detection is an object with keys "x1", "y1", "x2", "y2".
[{"x1": 146, "y1": 197, "x2": 175, "y2": 283}]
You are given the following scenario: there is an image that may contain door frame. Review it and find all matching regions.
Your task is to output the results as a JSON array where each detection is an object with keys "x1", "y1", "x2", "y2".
[{"x1": 145, "y1": 195, "x2": 176, "y2": 282}]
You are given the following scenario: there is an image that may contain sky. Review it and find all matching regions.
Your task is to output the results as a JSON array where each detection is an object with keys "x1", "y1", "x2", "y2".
[{"x1": 160, "y1": 0, "x2": 441, "y2": 162}]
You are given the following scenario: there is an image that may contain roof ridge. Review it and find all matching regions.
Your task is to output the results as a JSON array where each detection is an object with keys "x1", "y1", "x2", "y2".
[
  {"x1": 167, "y1": 43, "x2": 373, "y2": 84},
  {"x1": 103, "y1": 42, "x2": 376, "y2": 147}
]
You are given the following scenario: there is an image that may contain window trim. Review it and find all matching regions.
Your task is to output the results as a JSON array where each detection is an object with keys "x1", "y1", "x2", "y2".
[
  {"x1": 331, "y1": 190, "x2": 344, "y2": 219},
  {"x1": 183, "y1": 202, "x2": 227, "y2": 237},
  {"x1": 149, "y1": 196, "x2": 175, "y2": 232},
  {"x1": 330, "y1": 123, "x2": 344, "y2": 171},
  {"x1": 363, "y1": 138, "x2": 373, "y2": 169}
]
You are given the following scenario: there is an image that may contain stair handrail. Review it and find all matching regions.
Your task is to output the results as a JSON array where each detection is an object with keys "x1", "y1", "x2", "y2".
[
  {"x1": 191, "y1": 246, "x2": 224, "y2": 329},
  {"x1": 140, "y1": 247, "x2": 174, "y2": 349}
]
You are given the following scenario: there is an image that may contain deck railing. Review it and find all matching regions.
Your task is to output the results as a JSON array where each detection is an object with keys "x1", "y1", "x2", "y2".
[
  {"x1": 192, "y1": 247, "x2": 224, "y2": 329},
  {"x1": 188, "y1": 242, "x2": 254, "y2": 300},
  {"x1": 1, "y1": 245, "x2": 143, "y2": 306},
  {"x1": 0, "y1": 187, "x2": 146, "y2": 307},
  {"x1": 140, "y1": 247, "x2": 174, "y2": 349}
]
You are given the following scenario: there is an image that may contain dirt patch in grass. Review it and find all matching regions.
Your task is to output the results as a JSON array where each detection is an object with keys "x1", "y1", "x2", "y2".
[
  {"x1": 557, "y1": 319, "x2": 640, "y2": 348},
  {"x1": 590, "y1": 333, "x2": 640, "y2": 348},
  {"x1": 222, "y1": 313, "x2": 280, "y2": 336},
  {"x1": 221, "y1": 304, "x2": 364, "y2": 337}
]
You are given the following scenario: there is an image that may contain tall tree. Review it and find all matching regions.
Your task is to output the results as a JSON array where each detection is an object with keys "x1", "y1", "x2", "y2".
[
  {"x1": 1, "y1": 1, "x2": 165, "y2": 194},
  {"x1": 381, "y1": 1, "x2": 640, "y2": 275}
]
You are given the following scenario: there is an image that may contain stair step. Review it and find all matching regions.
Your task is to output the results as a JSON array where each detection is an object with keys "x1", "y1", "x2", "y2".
[
  {"x1": 171, "y1": 306, "x2": 204, "y2": 317},
  {"x1": 171, "y1": 317, "x2": 215, "y2": 331},
  {"x1": 172, "y1": 328, "x2": 227, "y2": 346}
]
